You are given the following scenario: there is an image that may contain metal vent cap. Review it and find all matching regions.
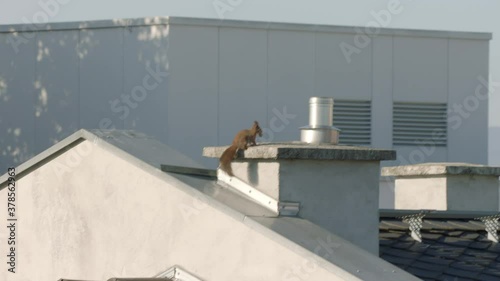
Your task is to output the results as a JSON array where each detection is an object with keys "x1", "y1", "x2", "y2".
[{"x1": 300, "y1": 97, "x2": 340, "y2": 144}]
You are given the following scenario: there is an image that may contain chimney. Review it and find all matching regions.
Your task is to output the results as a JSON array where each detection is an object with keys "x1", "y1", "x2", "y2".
[
  {"x1": 203, "y1": 97, "x2": 395, "y2": 255},
  {"x1": 382, "y1": 163, "x2": 500, "y2": 211},
  {"x1": 299, "y1": 97, "x2": 340, "y2": 144}
]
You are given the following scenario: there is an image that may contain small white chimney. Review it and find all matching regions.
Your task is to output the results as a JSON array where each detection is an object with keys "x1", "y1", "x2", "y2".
[
  {"x1": 382, "y1": 163, "x2": 500, "y2": 211},
  {"x1": 203, "y1": 97, "x2": 395, "y2": 255}
]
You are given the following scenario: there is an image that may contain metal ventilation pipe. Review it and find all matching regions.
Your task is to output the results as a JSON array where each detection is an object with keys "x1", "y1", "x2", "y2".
[
  {"x1": 300, "y1": 97, "x2": 340, "y2": 144},
  {"x1": 309, "y1": 97, "x2": 334, "y2": 127}
]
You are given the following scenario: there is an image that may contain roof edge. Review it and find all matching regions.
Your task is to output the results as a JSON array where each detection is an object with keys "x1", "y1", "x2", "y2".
[
  {"x1": 0, "y1": 17, "x2": 171, "y2": 33},
  {"x1": 0, "y1": 129, "x2": 94, "y2": 188},
  {"x1": 382, "y1": 162, "x2": 500, "y2": 177},
  {"x1": 0, "y1": 16, "x2": 492, "y2": 40},
  {"x1": 380, "y1": 209, "x2": 500, "y2": 219},
  {"x1": 0, "y1": 128, "x2": 417, "y2": 280}
]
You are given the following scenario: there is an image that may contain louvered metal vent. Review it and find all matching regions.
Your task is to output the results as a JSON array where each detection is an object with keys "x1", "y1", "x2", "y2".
[
  {"x1": 333, "y1": 100, "x2": 372, "y2": 145},
  {"x1": 393, "y1": 102, "x2": 447, "y2": 146}
]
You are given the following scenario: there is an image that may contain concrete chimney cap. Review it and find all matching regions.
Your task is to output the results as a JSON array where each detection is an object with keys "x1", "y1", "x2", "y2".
[
  {"x1": 382, "y1": 162, "x2": 500, "y2": 177},
  {"x1": 203, "y1": 142, "x2": 396, "y2": 161}
]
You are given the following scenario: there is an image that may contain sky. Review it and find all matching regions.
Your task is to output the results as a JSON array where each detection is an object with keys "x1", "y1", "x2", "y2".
[{"x1": 1, "y1": 0, "x2": 499, "y2": 164}]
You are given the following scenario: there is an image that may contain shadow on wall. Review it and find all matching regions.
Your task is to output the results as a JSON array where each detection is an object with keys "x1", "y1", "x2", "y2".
[
  {"x1": 379, "y1": 177, "x2": 395, "y2": 209},
  {"x1": 490, "y1": 126, "x2": 500, "y2": 166},
  {"x1": 0, "y1": 73, "x2": 32, "y2": 169},
  {"x1": 0, "y1": 17, "x2": 170, "y2": 173},
  {"x1": 494, "y1": 127, "x2": 500, "y2": 211}
]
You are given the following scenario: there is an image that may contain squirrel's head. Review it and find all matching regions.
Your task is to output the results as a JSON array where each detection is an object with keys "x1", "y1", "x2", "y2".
[{"x1": 253, "y1": 121, "x2": 263, "y2": 137}]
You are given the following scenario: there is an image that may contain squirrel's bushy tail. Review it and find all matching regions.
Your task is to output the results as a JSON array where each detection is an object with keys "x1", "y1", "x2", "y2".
[{"x1": 219, "y1": 145, "x2": 238, "y2": 176}]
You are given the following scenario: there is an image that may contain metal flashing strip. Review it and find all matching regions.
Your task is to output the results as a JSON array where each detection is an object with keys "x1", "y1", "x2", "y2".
[
  {"x1": 398, "y1": 210, "x2": 430, "y2": 242},
  {"x1": 475, "y1": 214, "x2": 500, "y2": 243},
  {"x1": 217, "y1": 169, "x2": 279, "y2": 214},
  {"x1": 217, "y1": 169, "x2": 301, "y2": 216},
  {"x1": 278, "y1": 202, "x2": 300, "y2": 217},
  {"x1": 160, "y1": 164, "x2": 217, "y2": 178}
]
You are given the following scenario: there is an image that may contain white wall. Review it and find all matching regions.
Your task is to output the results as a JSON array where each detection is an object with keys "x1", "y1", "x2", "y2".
[{"x1": 0, "y1": 140, "x2": 369, "y2": 281}]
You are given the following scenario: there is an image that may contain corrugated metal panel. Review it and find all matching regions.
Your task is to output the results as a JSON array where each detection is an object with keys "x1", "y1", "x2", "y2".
[
  {"x1": 333, "y1": 100, "x2": 372, "y2": 145},
  {"x1": 393, "y1": 102, "x2": 447, "y2": 146}
]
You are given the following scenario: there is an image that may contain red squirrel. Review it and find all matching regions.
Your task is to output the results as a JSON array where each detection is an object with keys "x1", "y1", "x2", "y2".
[{"x1": 219, "y1": 121, "x2": 263, "y2": 176}]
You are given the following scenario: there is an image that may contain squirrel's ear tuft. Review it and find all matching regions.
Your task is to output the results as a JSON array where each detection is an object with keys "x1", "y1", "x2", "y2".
[{"x1": 254, "y1": 120, "x2": 258, "y2": 125}]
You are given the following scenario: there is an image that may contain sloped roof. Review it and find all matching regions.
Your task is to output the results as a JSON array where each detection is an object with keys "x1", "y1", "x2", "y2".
[
  {"x1": 0, "y1": 129, "x2": 205, "y2": 187},
  {"x1": 380, "y1": 218, "x2": 500, "y2": 281},
  {"x1": 171, "y1": 172, "x2": 418, "y2": 280},
  {"x1": 0, "y1": 129, "x2": 419, "y2": 281}
]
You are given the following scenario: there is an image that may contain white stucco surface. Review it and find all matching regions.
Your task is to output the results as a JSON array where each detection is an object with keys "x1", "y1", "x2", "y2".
[
  {"x1": 232, "y1": 160, "x2": 381, "y2": 255},
  {"x1": 0, "y1": 131, "x2": 420, "y2": 281},
  {"x1": 379, "y1": 177, "x2": 395, "y2": 209},
  {"x1": 394, "y1": 176, "x2": 499, "y2": 211},
  {"x1": 394, "y1": 177, "x2": 448, "y2": 210},
  {"x1": 205, "y1": 143, "x2": 394, "y2": 255},
  {"x1": 0, "y1": 141, "x2": 341, "y2": 280},
  {"x1": 384, "y1": 163, "x2": 500, "y2": 211}
]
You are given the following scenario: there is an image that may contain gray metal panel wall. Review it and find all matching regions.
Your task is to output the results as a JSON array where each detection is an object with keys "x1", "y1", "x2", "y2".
[
  {"x1": 391, "y1": 37, "x2": 449, "y2": 165},
  {"x1": 218, "y1": 27, "x2": 267, "y2": 145},
  {"x1": 267, "y1": 30, "x2": 314, "y2": 142},
  {"x1": 447, "y1": 39, "x2": 489, "y2": 164},
  {"x1": 393, "y1": 37, "x2": 448, "y2": 103},
  {"x1": 167, "y1": 25, "x2": 218, "y2": 167},
  {"x1": 0, "y1": 19, "x2": 491, "y2": 172},
  {"x1": 0, "y1": 33, "x2": 36, "y2": 168},
  {"x1": 79, "y1": 28, "x2": 124, "y2": 131},
  {"x1": 315, "y1": 32, "x2": 372, "y2": 101},
  {"x1": 34, "y1": 30, "x2": 79, "y2": 154},
  {"x1": 392, "y1": 146, "x2": 448, "y2": 166},
  {"x1": 123, "y1": 25, "x2": 170, "y2": 141},
  {"x1": 371, "y1": 36, "x2": 393, "y2": 149}
]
